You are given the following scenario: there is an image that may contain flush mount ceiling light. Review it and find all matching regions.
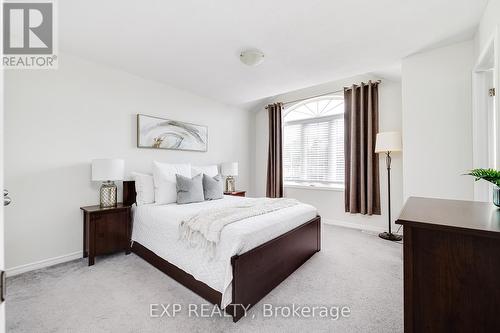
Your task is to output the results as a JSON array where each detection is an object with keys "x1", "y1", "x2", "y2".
[{"x1": 240, "y1": 49, "x2": 265, "y2": 66}]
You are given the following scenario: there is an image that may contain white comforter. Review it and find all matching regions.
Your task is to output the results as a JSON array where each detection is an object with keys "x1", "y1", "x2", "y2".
[
  {"x1": 131, "y1": 195, "x2": 317, "y2": 308},
  {"x1": 179, "y1": 198, "x2": 300, "y2": 256}
]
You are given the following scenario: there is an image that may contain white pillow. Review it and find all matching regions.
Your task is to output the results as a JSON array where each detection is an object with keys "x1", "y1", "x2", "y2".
[
  {"x1": 192, "y1": 165, "x2": 219, "y2": 178},
  {"x1": 131, "y1": 172, "x2": 155, "y2": 205},
  {"x1": 153, "y1": 161, "x2": 191, "y2": 204}
]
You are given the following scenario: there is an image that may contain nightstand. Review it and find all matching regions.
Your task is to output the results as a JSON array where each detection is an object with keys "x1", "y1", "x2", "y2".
[
  {"x1": 224, "y1": 191, "x2": 246, "y2": 197},
  {"x1": 80, "y1": 203, "x2": 132, "y2": 266}
]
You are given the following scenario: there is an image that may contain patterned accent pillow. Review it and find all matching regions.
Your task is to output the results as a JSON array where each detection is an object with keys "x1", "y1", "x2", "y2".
[
  {"x1": 176, "y1": 173, "x2": 204, "y2": 204},
  {"x1": 203, "y1": 174, "x2": 223, "y2": 200}
]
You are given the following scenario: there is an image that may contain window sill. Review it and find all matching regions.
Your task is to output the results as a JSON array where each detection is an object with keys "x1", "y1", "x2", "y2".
[{"x1": 284, "y1": 183, "x2": 344, "y2": 192}]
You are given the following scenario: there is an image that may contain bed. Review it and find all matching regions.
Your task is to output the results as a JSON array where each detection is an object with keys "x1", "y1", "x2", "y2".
[{"x1": 123, "y1": 181, "x2": 321, "y2": 322}]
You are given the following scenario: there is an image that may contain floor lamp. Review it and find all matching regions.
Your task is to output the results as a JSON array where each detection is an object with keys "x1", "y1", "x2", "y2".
[{"x1": 375, "y1": 131, "x2": 402, "y2": 241}]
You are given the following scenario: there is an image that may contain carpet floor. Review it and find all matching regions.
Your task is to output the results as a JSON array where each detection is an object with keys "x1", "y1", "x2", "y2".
[{"x1": 6, "y1": 224, "x2": 403, "y2": 332}]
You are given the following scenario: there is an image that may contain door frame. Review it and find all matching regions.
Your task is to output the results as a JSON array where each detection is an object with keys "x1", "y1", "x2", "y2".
[
  {"x1": 472, "y1": 27, "x2": 499, "y2": 201},
  {"x1": 0, "y1": 0, "x2": 5, "y2": 330}
]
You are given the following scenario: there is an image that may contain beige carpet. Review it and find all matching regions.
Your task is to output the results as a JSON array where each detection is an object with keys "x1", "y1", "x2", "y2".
[{"x1": 6, "y1": 224, "x2": 403, "y2": 332}]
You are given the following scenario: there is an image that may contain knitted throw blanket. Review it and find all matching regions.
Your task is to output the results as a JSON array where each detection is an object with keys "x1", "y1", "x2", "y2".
[{"x1": 179, "y1": 198, "x2": 299, "y2": 256}]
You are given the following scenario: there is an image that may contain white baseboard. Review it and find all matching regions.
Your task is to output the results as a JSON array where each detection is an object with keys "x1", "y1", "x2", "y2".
[
  {"x1": 6, "y1": 251, "x2": 83, "y2": 277},
  {"x1": 322, "y1": 218, "x2": 387, "y2": 233}
]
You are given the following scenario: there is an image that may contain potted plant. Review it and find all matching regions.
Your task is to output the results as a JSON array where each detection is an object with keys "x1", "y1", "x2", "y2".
[{"x1": 466, "y1": 168, "x2": 500, "y2": 207}]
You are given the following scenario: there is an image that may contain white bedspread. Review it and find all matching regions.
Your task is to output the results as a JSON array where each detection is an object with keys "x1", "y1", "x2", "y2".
[
  {"x1": 179, "y1": 198, "x2": 300, "y2": 256},
  {"x1": 131, "y1": 195, "x2": 317, "y2": 308}
]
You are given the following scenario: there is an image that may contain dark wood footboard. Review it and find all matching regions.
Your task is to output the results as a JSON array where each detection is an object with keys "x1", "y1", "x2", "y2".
[{"x1": 228, "y1": 216, "x2": 321, "y2": 321}]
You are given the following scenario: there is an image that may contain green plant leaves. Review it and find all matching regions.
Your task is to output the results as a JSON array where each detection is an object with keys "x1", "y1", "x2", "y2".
[{"x1": 465, "y1": 168, "x2": 500, "y2": 187}]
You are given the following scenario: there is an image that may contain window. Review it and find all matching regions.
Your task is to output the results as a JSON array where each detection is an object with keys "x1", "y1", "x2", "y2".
[{"x1": 283, "y1": 95, "x2": 344, "y2": 188}]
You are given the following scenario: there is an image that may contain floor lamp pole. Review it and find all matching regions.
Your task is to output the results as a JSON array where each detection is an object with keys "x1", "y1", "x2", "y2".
[
  {"x1": 379, "y1": 151, "x2": 402, "y2": 241},
  {"x1": 387, "y1": 152, "x2": 392, "y2": 234}
]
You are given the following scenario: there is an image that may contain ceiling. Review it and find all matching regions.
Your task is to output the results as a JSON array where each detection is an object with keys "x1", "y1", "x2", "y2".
[{"x1": 60, "y1": 0, "x2": 488, "y2": 106}]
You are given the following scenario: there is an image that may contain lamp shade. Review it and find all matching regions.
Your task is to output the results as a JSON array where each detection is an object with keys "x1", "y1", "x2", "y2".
[
  {"x1": 221, "y1": 162, "x2": 238, "y2": 176},
  {"x1": 91, "y1": 159, "x2": 124, "y2": 181},
  {"x1": 375, "y1": 132, "x2": 402, "y2": 153}
]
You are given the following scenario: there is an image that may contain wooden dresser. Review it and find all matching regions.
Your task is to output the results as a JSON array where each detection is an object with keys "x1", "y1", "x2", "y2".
[{"x1": 396, "y1": 197, "x2": 500, "y2": 332}]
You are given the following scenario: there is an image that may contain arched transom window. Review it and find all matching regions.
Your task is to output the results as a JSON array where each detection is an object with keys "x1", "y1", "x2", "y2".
[{"x1": 283, "y1": 95, "x2": 344, "y2": 187}]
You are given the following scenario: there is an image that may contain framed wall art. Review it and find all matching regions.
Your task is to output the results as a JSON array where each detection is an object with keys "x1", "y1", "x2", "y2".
[{"x1": 137, "y1": 114, "x2": 208, "y2": 152}]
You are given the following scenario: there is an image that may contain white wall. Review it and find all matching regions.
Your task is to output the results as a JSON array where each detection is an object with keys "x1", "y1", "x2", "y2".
[
  {"x1": 4, "y1": 53, "x2": 251, "y2": 270},
  {"x1": 253, "y1": 75, "x2": 403, "y2": 232},
  {"x1": 476, "y1": 0, "x2": 500, "y2": 56},
  {"x1": 402, "y1": 40, "x2": 474, "y2": 201}
]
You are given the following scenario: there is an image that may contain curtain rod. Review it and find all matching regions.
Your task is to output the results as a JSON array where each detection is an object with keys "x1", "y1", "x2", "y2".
[{"x1": 265, "y1": 80, "x2": 381, "y2": 109}]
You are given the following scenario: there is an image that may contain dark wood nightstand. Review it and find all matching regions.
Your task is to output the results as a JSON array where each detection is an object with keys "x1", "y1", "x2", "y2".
[
  {"x1": 224, "y1": 191, "x2": 246, "y2": 197},
  {"x1": 80, "y1": 203, "x2": 132, "y2": 266}
]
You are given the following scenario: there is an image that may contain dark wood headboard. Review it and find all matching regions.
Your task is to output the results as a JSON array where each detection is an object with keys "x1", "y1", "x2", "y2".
[{"x1": 123, "y1": 181, "x2": 136, "y2": 206}]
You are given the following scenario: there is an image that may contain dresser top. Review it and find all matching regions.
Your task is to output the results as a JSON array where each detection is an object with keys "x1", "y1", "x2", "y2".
[{"x1": 397, "y1": 197, "x2": 500, "y2": 237}]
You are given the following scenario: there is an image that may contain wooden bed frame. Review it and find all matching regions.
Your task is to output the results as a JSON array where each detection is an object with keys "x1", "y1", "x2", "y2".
[{"x1": 123, "y1": 180, "x2": 321, "y2": 322}]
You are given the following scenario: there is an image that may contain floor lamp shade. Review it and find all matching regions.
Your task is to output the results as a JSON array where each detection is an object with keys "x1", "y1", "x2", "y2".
[
  {"x1": 375, "y1": 132, "x2": 402, "y2": 153},
  {"x1": 91, "y1": 159, "x2": 124, "y2": 208}
]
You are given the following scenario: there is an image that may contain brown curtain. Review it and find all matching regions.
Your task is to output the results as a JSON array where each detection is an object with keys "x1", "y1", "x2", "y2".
[
  {"x1": 344, "y1": 81, "x2": 381, "y2": 215},
  {"x1": 266, "y1": 103, "x2": 284, "y2": 198}
]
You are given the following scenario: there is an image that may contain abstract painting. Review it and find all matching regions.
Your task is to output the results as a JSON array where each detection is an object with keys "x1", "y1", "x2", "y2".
[{"x1": 137, "y1": 114, "x2": 208, "y2": 152}]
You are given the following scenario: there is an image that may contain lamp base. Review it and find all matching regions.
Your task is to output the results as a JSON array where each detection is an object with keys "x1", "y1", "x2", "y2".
[
  {"x1": 225, "y1": 176, "x2": 235, "y2": 192},
  {"x1": 378, "y1": 232, "x2": 402, "y2": 241},
  {"x1": 100, "y1": 181, "x2": 117, "y2": 208}
]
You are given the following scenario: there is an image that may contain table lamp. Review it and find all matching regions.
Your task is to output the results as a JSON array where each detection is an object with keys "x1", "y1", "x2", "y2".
[
  {"x1": 221, "y1": 162, "x2": 238, "y2": 192},
  {"x1": 92, "y1": 159, "x2": 124, "y2": 208}
]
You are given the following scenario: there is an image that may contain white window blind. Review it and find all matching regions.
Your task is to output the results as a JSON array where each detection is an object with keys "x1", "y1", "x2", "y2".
[{"x1": 283, "y1": 96, "x2": 344, "y2": 186}]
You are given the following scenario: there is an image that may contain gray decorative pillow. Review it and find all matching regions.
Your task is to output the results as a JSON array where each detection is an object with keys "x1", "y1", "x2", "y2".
[
  {"x1": 176, "y1": 173, "x2": 204, "y2": 204},
  {"x1": 203, "y1": 174, "x2": 223, "y2": 200}
]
